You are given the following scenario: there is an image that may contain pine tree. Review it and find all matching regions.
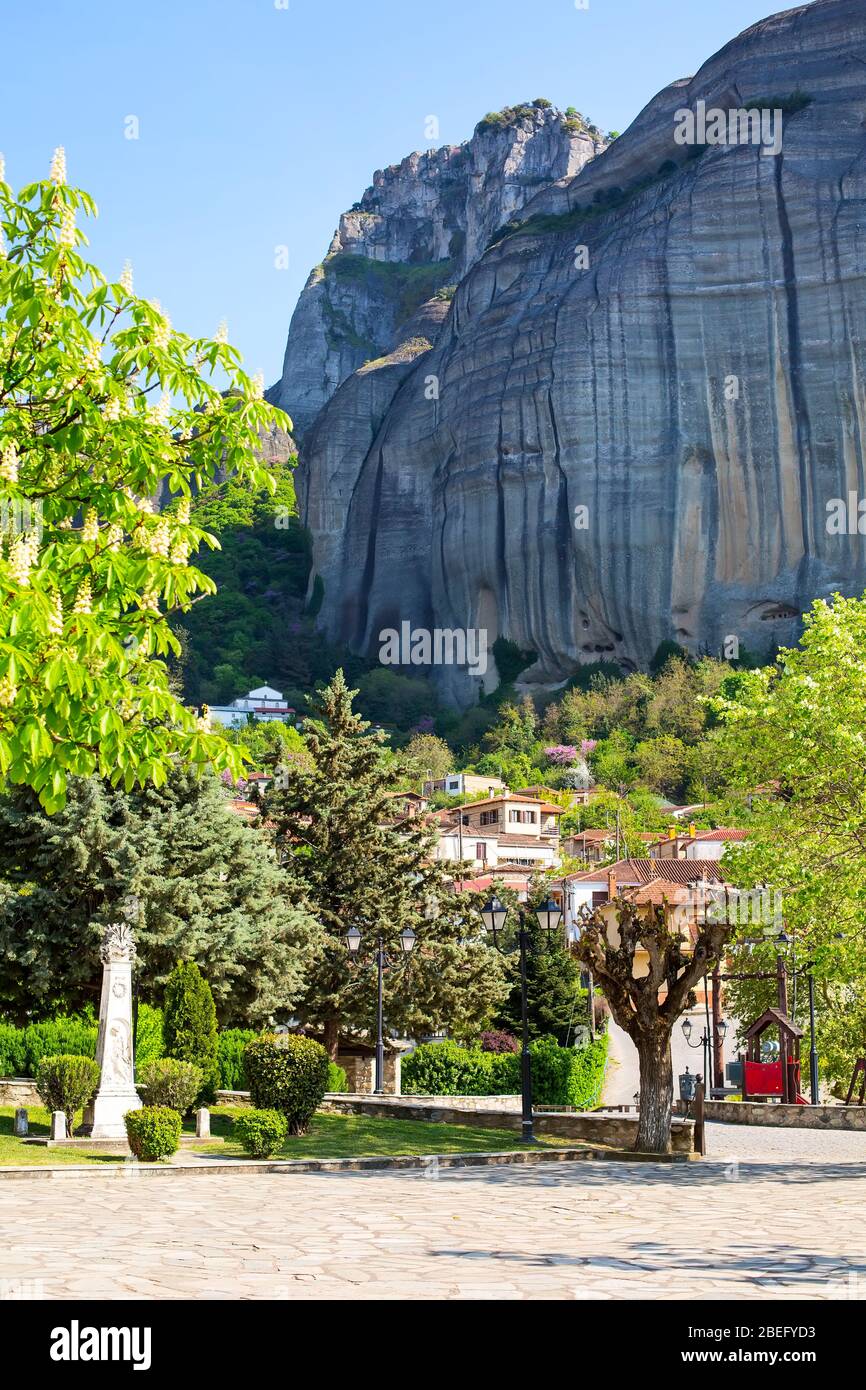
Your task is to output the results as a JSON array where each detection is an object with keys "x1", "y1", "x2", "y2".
[
  {"x1": 0, "y1": 768, "x2": 320, "y2": 1025},
  {"x1": 265, "y1": 671, "x2": 507, "y2": 1057},
  {"x1": 163, "y1": 961, "x2": 220, "y2": 1100},
  {"x1": 495, "y1": 917, "x2": 588, "y2": 1045}
]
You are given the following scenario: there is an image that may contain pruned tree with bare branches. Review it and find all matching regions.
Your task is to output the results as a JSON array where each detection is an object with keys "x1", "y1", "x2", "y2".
[{"x1": 572, "y1": 900, "x2": 731, "y2": 1153}]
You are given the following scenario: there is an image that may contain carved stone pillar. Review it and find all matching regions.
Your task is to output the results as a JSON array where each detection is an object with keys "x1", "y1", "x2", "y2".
[{"x1": 81, "y1": 922, "x2": 142, "y2": 1139}]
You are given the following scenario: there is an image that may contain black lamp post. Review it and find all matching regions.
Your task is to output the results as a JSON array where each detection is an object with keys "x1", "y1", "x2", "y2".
[
  {"x1": 682, "y1": 1015, "x2": 727, "y2": 1092},
  {"x1": 345, "y1": 925, "x2": 416, "y2": 1093},
  {"x1": 479, "y1": 896, "x2": 563, "y2": 1143}
]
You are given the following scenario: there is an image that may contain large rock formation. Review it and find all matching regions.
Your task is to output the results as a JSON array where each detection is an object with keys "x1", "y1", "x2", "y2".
[
  {"x1": 270, "y1": 103, "x2": 604, "y2": 438},
  {"x1": 287, "y1": 0, "x2": 866, "y2": 706}
]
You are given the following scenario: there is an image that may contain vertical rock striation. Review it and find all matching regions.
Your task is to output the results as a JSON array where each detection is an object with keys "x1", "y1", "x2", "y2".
[{"x1": 292, "y1": 0, "x2": 866, "y2": 706}]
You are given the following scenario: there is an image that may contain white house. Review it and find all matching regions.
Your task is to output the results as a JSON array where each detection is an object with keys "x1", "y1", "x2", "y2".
[{"x1": 207, "y1": 685, "x2": 296, "y2": 729}]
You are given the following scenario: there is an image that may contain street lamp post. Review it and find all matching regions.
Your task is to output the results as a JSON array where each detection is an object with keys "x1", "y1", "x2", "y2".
[
  {"x1": 345, "y1": 925, "x2": 416, "y2": 1093},
  {"x1": 479, "y1": 896, "x2": 563, "y2": 1143},
  {"x1": 682, "y1": 1015, "x2": 727, "y2": 1094}
]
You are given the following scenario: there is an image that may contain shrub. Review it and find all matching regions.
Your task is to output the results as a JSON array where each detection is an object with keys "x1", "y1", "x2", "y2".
[
  {"x1": 232, "y1": 1108, "x2": 288, "y2": 1158},
  {"x1": 480, "y1": 1030, "x2": 519, "y2": 1054},
  {"x1": 243, "y1": 1034, "x2": 329, "y2": 1134},
  {"x1": 0, "y1": 1021, "x2": 27, "y2": 1077},
  {"x1": 124, "y1": 1106, "x2": 182, "y2": 1162},
  {"x1": 138, "y1": 1058, "x2": 202, "y2": 1114},
  {"x1": 218, "y1": 1029, "x2": 258, "y2": 1090},
  {"x1": 24, "y1": 1016, "x2": 97, "y2": 1073},
  {"x1": 163, "y1": 961, "x2": 219, "y2": 1102},
  {"x1": 134, "y1": 1004, "x2": 165, "y2": 1068},
  {"x1": 327, "y1": 1061, "x2": 348, "y2": 1093},
  {"x1": 402, "y1": 1040, "x2": 510, "y2": 1096},
  {"x1": 403, "y1": 1035, "x2": 609, "y2": 1107},
  {"x1": 35, "y1": 1055, "x2": 101, "y2": 1136}
]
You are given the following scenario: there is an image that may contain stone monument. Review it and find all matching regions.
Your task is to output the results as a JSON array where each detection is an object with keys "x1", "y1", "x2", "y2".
[{"x1": 81, "y1": 921, "x2": 142, "y2": 1139}]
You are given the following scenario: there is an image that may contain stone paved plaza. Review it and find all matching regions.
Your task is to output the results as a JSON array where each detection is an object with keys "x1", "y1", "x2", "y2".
[{"x1": 1, "y1": 1123, "x2": 864, "y2": 1301}]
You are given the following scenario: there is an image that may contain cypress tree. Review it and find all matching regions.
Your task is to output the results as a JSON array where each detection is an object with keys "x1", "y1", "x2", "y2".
[{"x1": 163, "y1": 960, "x2": 220, "y2": 1100}]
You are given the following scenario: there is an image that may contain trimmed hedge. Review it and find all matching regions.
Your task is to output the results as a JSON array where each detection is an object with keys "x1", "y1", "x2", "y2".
[
  {"x1": 0, "y1": 1021, "x2": 27, "y2": 1077},
  {"x1": 232, "y1": 1108, "x2": 288, "y2": 1158},
  {"x1": 402, "y1": 1034, "x2": 608, "y2": 1109},
  {"x1": 244, "y1": 1034, "x2": 329, "y2": 1134},
  {"x1": 0, "y1": 1005, "x2": 164, "y2": 1079},
  {"x1": 125, "y1": 1106, "x2": 182, "y2": 1162}
]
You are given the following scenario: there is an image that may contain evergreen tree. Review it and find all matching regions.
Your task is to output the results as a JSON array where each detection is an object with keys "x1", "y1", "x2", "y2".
[
  {"x1": 495, "y1": 918, "x2": 588, "y2": 1046},
  {"x1": 163, "y1": 960, "x2": 220, "y2": 1101},
  {"x1": 493, "y1": 884, "x2": 588, "y2": 1045},
  {"x1": 265, "y1": 671, "x2": 507, "y2": 1057},
  {"x1": 0, "y1": 767, "x2": 319, "y2": 1025}
]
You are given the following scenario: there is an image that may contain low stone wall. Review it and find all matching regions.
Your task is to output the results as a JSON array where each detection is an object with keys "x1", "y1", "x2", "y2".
[
  {"x1": 705, "y1": 1100, "x2": 866, "y2": 1131},
  {"x1": 321, "y1": 1093, "x2": 696, "y2": 1154},
  {"x1": 0, "y1": 1078, "x2": 41, "y2": 1107}
]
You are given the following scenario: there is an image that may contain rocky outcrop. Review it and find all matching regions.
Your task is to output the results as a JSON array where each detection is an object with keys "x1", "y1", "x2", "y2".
[
  {"x1": 294, "y1": 0, "x2": 866, "y2": 706},
  {"x1": 270, "y1": 104, "x2": 604, "y2": 438}
]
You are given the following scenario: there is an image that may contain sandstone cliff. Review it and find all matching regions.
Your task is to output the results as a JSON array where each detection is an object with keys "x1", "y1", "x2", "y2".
[
  {"x1": 270, "y1": 103, "x2": 604, "y2": 438},
  {"x1": 289, "y1": 0, "x2": 866, "y2": 706}
]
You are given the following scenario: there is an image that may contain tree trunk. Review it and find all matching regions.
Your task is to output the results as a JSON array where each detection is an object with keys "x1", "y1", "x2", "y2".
[
  {"x1": 635, "y1": 1030, "x2": 674, "y2": 1154},
  {"x1": 323, "y1": 1017, "x2": 340, "y2": 1061}
]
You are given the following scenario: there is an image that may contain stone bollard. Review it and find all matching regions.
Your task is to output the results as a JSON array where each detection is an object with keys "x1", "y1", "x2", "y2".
[
  {"x1": 195, "y1": 1107, "x2": 210, "y2": 1139},
  {"x1": 13, "y1": 1108, "x2": 28, "y2": 1137},
  {"x1": 50, "y1": 1111, "x2": 67, "y2": 1141}
]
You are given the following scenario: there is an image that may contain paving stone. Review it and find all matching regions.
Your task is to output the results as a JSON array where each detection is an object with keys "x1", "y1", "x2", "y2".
[{"x1": 2, "y1": 1127, "x2": 864, "y2": 1299}]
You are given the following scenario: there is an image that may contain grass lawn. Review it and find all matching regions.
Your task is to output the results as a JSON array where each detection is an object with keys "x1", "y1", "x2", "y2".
[
  {"x1": 0, "y1": 1103, "x2": 588, "y2": 1167},
  {"x1": 0, "y1": 1106, "x2": 125, "y2": 1166},
  {"x1": 188, "y1": 1106, "x2": 583, "y2": 1160}
]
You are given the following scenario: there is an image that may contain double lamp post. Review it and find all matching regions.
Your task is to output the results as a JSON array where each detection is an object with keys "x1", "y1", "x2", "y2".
[
  {"x1": 345, "y1": 895, "x2": 564, "y2": 1136},
  {"x1": 479, "y1": 895, "x2": 564, "y2": 1144}
]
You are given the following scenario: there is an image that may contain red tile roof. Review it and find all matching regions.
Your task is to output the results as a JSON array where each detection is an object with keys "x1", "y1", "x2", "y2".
[{"x1": 566, "y1": 858, "x2": 729, "y2": 886}]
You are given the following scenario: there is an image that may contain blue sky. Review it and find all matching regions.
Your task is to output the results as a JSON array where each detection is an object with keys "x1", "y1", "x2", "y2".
[{"x1": 0, "y1": 0, "x2": 784, "y2": 386}]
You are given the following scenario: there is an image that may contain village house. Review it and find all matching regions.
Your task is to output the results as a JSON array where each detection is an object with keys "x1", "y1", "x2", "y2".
[
  {"x1": 431, "y1": 791, "x2": 563, "y2": 878},
  {"x1": 562, "y1": 828, "x2": 658, "y2": 864},
  {"x1": 207, "y1": 685, "x2": 296, "y2": 729},
  {"x1": 422, "y1": 772, "x2": 507, "y2": 799},
  {"x1": 648, "y1": 825, "x2": 748, "y2": 860}
]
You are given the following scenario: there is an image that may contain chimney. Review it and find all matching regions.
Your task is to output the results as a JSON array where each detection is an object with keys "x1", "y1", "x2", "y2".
[
  {"x1": 689, "y1": 821, "x2": 697, "y2": 838},
  {"x1": 607, "y1": 868, "x2": 617, "y2": 901},
  {"x1": 668, "y1": 826, "x2": 677, "y2": 840}
]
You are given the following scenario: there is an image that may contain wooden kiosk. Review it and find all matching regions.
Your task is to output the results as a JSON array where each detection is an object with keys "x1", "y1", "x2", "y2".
[{"x1": 740, "y1": 1006, "x2": 807, "y2": 1104}]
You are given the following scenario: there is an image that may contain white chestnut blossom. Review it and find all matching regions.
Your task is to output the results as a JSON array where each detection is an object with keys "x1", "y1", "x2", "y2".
[
  {"x1": 49, "y1": 146, "x2": 67, "y2": 186},
  {"x1": 72, "y1": 579, "x2": 92, "y2": 615},
  {"x1": 0, "y1": 442, "x2": 18, "y2": 483}
]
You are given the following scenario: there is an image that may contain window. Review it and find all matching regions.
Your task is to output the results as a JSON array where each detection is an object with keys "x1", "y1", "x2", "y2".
[
  {"x1": 509, "y1": 809, "x2": 520, "y2": 823},
  {"x1": 476, "y1": 842, "x2": 487, "y2": 862},
  {"x1": 480, "y1": 809, "x2": 499, "y2": 826}
]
